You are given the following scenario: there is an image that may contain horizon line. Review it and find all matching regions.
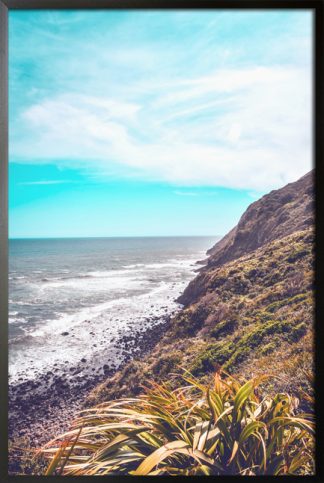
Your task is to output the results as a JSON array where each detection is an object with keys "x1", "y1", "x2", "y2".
[{"x1": 9, "y1": 234, "x2": 223, "y2": 241}]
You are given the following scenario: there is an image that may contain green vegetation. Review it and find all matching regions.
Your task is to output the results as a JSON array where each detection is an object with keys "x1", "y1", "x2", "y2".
[
  {"x1": 210, "y1": 318, "x2": 238, "y2": 338},
  {"x1": 265, "y1": 293, "x2": 308, "y2": 313},
  {"x1": 39, "y1": 372, "x2": 315, "y2": 476},
  {"x1": 190, "y1": 342, "x2": 233, "y2": 376},
  {"x1": 90, "y1": 229, "x2": 314, "y2": 407},
  {"x1": 190, "y1": 318, "x2": 308, "y2": 376}
]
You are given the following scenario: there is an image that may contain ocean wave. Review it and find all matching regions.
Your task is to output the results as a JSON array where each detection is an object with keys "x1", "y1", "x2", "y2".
[
  {"x1": 44, "y1": 274, "x2": 93, "y2": 281},
  {"x1": 9, "y1": 316, "x2": 27, "y2": 324},
  {"x1": 38, "y1": 274, "x2": 150, "y2": 292},
  {"x1": 25, "y1": 279, "x2": 176, "y2": 339},
  {"x1": 64, "y1": 274, "x2": 93, "y2": 280},
  {"x1": 10, "y1": 300, "x2": 37, "y2": 306},
  {"x1": 88, "y1": 269, "x2": 137, "y2": 278},
  {"x1": 123, "y1": 263, "x2": 145, "y2": 269},
  {"x1": 35, "y1": 259, "x2": 197, "y2": 287}
]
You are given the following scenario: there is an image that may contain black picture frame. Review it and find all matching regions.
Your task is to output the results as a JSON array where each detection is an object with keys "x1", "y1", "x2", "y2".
[{"x1": 1, "y1": 1, "x2": 323, "y2": 482}]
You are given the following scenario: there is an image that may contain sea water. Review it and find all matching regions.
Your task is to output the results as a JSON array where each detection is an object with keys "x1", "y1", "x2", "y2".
[{"x1": 9, "y1": 236, "x2": 217, "y2": 384}]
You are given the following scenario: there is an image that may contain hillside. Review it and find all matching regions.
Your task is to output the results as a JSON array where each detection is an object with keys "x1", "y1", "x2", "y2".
[
  {"x1": 90, "y1": 171, "x2": 314, "y2": 407},
  {"x1": 178, "y1": 170, "x2": 314, "y2": 305}
]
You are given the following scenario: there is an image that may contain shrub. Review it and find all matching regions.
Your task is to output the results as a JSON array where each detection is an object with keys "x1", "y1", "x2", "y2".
[
  {"x1": 224, "y1": 318, "x2": 309, "y2": 371},
  {"x1": 290, "y1": 322, "x2": 308, "y2": 341},
  {"x1": 210, "y1": 318, "x2": 238, "y2": 338},
  {"x1": 265, "y1": 293, "x2": 308, "y2": 313},
  {"x1": 190, "y1": 343, "x2": 233, "y2": 376},
  {"x1": 39, "y1": 372, "x2": 315, "y2": 476},
  {"x1": 173, "y1": 305, "x2": 207, "y2": 337},
  {"x1": 287, "y1": 249, "x2": 309, "y2": 263},
  {"x1": 205, "y1": 303, "x2": 230, "y2": 327},
  {"x1": 151, "y1": 353, "x2": 182, "y2": 377},
  {"x1": 259, "y1": 342, "x2": 276, "y2": 356}
]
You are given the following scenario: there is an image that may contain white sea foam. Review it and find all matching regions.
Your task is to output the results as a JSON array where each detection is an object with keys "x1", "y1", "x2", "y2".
[
  {"x1": 11, "y1": 300, "x2": 37, "y2": 306},
  {"x1": 123, "y1": 263, "x2": 145, "y2": 269},
  {"x1": 9, "y1": 316, "x2": 27, "y2": 325},
  {"x1": 9, "y1": 272, "x2": 192, "y2": 382},
  {"x1": 35, "y1": 259, "x2": 196, "y2": 295},
  {"x1": 28, "y1": 279, "x2": 174, "y2": 338},
  {"x1": 8, "y1": 237, "x2": 217, "y2": 384},
  {"x1": 39, "y1": 274, "x2": 151, "y2": 293}
]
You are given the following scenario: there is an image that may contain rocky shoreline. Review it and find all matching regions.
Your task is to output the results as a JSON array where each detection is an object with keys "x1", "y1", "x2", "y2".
[{"x1": 8, "y1": 312, "x2": 172, "y2": 473}]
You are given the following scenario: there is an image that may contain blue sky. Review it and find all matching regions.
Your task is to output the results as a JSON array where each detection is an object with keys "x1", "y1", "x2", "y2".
[{"x1": 9, "y1": 10, "x2": 313, "y2": 238}]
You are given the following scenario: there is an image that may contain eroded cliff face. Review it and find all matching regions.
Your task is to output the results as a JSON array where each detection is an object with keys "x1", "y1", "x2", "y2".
[{"x1": 178, "y1": 171, "x2": 314, "y2": 306}]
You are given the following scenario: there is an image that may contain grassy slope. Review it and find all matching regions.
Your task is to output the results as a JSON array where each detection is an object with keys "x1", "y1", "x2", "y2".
[{"x1": 89, "y1": 227, "x2": 314, "y2": 409}]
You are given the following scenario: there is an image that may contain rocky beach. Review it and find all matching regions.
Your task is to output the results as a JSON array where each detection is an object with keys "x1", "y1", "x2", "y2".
[{"x1": 9, "y1": 312, "x2": 172, "y2": 447}]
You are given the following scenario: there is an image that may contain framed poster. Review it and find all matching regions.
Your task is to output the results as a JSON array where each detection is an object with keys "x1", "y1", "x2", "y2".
[{"x1": 1, "y1": 0, "x2": 323, "y2": 480}]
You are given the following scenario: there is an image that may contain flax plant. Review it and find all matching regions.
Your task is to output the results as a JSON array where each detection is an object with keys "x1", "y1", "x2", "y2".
[{"x1": 38, "y1": 372, "x2": 315, "y2": 476}]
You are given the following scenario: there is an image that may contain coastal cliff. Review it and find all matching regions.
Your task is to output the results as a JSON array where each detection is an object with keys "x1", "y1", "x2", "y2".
[
  {"x1": 178, "y1": 171, "x2": 314, "y2": 306},
  {"x1": 92, "y1": 171, "x2": 314, "y2": 404}
]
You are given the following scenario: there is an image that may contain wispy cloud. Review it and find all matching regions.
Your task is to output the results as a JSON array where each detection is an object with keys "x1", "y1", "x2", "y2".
[
  {"x1": 9, "y1": 10, "x2": 312, "y2": 192},
  {"x1": 14, "y1": 62, "x2": 311, "y2": 191}
]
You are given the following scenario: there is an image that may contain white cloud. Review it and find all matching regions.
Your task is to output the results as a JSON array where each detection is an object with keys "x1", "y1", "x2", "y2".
[
  {"x1": 227, "y1": 123, "x2": 241, "y2": 144},
  {"x1": 12, "y1": 64, "x2": 312, "y2": 191}
]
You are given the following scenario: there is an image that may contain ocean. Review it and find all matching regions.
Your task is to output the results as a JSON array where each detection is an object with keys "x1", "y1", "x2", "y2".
[{"x1": 9, "y1": 236, "x2": 218, "y2": 385}]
